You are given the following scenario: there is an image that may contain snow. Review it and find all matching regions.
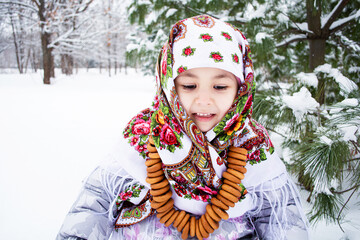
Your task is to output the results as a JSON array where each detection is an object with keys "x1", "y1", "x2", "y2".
[
  {"x1": 341, "y1": 125, "x2": 358, "y2": 142},
  {"x1": 315, "y1": 64, "x2": 358, "y2": 96},
  {"x1": 291, "y1": 22, "x2": 311, "y2": 33},
  {"x1": 319, "y1": 135, "x2": 333, "y2": 146},
  {"x1": 165, "y1": 8, "x2": 177, "y2": 18},
  {"x1": 321, "y1": 0, "x2": 343, "y2": 28},
  {"x1": 276, "y1": 34, "x2": 307, "y2": 47},
  {"x1": 0, "y1": 69, "x2": 359, "y2": 239},
  {"x1": 282, "y1": 87, "x2": 320, "y2": 122},
  {"x1": 329, "y1": 9, "x2": 360, "y2": 31},
  {"x1": 255, "y1": 32, "x2": 270, "y2": 43},
  {"x1": 126, "y1": 43, "x2": 140, "y2": 52},
  {"x1": 244, "y1": 3, "x2": 267, "y2": 20},
  {"x1": 338, "y1": 98, "x2": 359, "y2": 107},
  {"x1": 295, "y1": 72, "x2": 318, "y2": 88}
]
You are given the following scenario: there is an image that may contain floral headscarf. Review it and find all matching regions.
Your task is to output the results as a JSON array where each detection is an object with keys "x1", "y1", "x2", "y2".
[{"x1": 122, "y1": 15, "x2": 274, "y2": 217}]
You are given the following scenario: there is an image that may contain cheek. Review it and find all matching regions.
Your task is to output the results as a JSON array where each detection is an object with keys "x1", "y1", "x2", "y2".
[
  {"x1": 177, "y1": 92, "x2": 192, "y2": 115},
  {"x1": 218, "y1": 92, "x2": 237, "y2": 116}
]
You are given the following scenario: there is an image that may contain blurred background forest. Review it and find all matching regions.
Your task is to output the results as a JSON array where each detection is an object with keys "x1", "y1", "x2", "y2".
[{"x1": 1, "y1": 0, "x2": 359, "y2": 233}]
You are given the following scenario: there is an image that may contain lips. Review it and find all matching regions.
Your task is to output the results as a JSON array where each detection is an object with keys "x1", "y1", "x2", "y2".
[{"x1": 193, "y1": 112, "x2": 215, "y2": 121}]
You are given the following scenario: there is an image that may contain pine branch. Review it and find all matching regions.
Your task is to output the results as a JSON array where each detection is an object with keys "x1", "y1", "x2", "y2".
[{"x1": 266, "y1": 127, "x2": 287, "y2": 138}]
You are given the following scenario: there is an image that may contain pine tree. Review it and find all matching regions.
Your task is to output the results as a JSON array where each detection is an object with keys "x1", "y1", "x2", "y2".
[{"x1": 125, "y1": 0, "x2": 360, "y2": 230}]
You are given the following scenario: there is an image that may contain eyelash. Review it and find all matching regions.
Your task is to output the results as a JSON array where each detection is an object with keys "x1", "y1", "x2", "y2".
[
  {"x1": 182, "y1": 85, "x2": 228, "y2": 90},
  {"x1": 214, "y1": 85, "x2": 227, "y2": 90},
  {"x1": 182, "y1": 84, "x2": 196, "y2": 89}
]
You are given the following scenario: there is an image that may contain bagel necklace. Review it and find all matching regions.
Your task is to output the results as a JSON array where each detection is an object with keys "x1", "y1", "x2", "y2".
[{"x1": 146, "y1": 136, "x2": 248, "y2": 240}]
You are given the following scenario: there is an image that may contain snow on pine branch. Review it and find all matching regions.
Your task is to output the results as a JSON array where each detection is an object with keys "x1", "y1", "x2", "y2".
[
  {"x1": 165, "y1": 8, "x2": 177, "y2": 18},
  {"x1": 255, "y1": 32, "x2": 271, "y2": 43},
  {"x1": 329, "y1": 9, "x2": 360, "y2": 31},
  {"x1": 314, "y1": 64, "x2": 358, "y2": 96},
  {"x1": 276, "y1": 34, "x2": 307, "y2": 47},
  {"x1": 282, "y1": 87, "x2": 320, "y2": 123},
  {"x1": 295, "y1": 72, "x2": 318, "y2": 88},
  {"x1": 321, "y1": 0, "x2": 344, "y2": 29}
]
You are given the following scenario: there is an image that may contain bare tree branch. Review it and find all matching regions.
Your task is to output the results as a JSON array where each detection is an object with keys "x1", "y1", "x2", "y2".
[
  {"x1": 0, "y1": 1, "x2": 37, "y2": 12},
  {"x1": 336, "y1": 186, "x2": 357, "y2": 232}
]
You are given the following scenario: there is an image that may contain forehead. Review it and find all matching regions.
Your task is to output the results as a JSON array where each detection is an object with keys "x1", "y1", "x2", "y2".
[{"x1": 176, "y1": 67, "x2": 236, "y2": 80}]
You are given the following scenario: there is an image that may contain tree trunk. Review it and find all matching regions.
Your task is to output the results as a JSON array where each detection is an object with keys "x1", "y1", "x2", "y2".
[
  {"x1": 307, "y1": 0, "x2": 326, "y2": 105},
  {"x1": 41, "y1": 31, "x2": 53, "y2": 84},
  {"x1": 309, "y1": 39, "x2": 326, "y2": 104},
  {"x1": 61, "y1": 54, "x2": 74, "y2": 75},
  {"x1": 10, "y1": 15, "x2": 23, "y2": 74}
]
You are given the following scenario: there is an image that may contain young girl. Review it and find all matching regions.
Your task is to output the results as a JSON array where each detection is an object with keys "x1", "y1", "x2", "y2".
[{"x1": 57, "y1": 15, "x2": 309, "y2": 240}]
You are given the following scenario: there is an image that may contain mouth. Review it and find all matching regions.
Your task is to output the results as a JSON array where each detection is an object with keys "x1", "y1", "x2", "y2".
[{"x1": 193, "y1": 113, "x2": 216, "y2": 121}]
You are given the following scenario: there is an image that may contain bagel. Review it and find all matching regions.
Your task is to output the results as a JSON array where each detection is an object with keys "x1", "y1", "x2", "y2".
[
  {"x1": 177, "y1": 213, "x2": 190, "y2": 232},
  {"x1": 205, "y1": 204, "x2": 221, "y2": 222},
  {"x1": 181, "y1": 221, "x2": 190, "y2": 240},
  {"x1": 153, "y1": 190, "x2": 172, "y2": 202},
  {"x1": 226, "y1": 157, "x2": 246, "y2": 166},
  {"x1": 146, "y1": 143, "x2": 157, "y2": 152},
  {"x1": 147, "y1": 162, "x2": 162, "y2": 173},
  {"x1": 189, "y1": 216, "x2": 196, "y2": 237},
  {"x1": 217, "y1": 194, "x2": 235, "y2": 208},
  {"x1": 227, "y1": 168, "x2": 245, "y2": 180},
  {"x1": 222, "y1": 184, "x2": 241, "y2": 198},
  {"x1": 228, "y1": 164, "x2": 247, "y2": 173},
  {"x1": 148, "y1": 152, "x2": 160, "y2": 159},
  {"x1": 205, "y1": 212, "x2": 219, "y2": 230},
  {"x1": 228, "y1": 151, "x2": 247, "y2": 161},
  {"x1": 156, "y1": 207, "x2": 172, "y2": 219},
  {"x1": 198, "y1": 217, "x2": 209, "y2": 238},
  {"x1": 219, "y1": 189, "x2": 239, "y2": 204},
  {"x1": 146, "y1": 175, "x2": 164, "y2": 185},
  {"x1": 229, "y1": 146, "x2": 248, "y2": 155},
  {"x1": 150, "y1": 184, "x2": 170, "y2": 196},
  {"x1": 148, "y1": 136, "x2": 155, "y2": 145},
  {"x1": 147, "y1": 169, "x2": 164, "y2": 178},
  {"x1": 156, "y1": 198, "x2": 174, "y2": 213},
  {"x1": 200, "y1": 214, "x2": 214, "y2": 234},
  {"x1": 195, "y1": 219, "x2": 203, "y2": 240},
  {"x1": 159, "y1": 208, "x2": 175, "y2": 224},
  {"x1": 150, "y1": 199, "x2": 167, "y2": 209},
  {"x1": 151, "y1": 179, "x2": 168, "y2": 189},
  {"x1": 223, "y1": 179, "x2": 243, "y2": 192},
  {"x1": 212, "y1": 204, "x2": 229, "y2": 220},
  {"x1": 211, "y1": 196, "x2": 229, "y2": 210},
  {"x1": 173, "y1": 210, "x2": 186, "y2": 228},
  {"x1": 164, "y1": 209, "x2": 179, "y2": 227},
  {"x1": 145, "y1": 159, "x2": 161, "y2": 167},
  {"x1": 222, "y1": 171, "x2": 242, "y2": 184}
]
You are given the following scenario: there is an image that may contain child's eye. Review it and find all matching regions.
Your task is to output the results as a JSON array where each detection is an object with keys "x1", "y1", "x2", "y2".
[
  {"x1": 183, "y1": 84, "x2": 196, "y2": 89},
  {"x1": 214, "y1": 85, "x2": 228, "y2": 90}
]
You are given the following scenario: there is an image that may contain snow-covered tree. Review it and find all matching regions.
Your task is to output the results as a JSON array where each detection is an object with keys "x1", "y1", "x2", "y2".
[
  {"x1": 0, "y1": 0, "x2": 40, "y2": 72},
  {"x1": 126, "y1": 0, "x2": 360, "y2": 228}
]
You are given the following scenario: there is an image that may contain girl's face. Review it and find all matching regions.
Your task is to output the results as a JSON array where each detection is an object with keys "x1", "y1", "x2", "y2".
[{"x1": 175, "y1": 67, "x2": 238, "y2": 133}]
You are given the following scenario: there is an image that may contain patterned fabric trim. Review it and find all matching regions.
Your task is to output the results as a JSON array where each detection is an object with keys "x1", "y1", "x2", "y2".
[{"x1": 115, "y1": 192, "x2": 155, "y2": 228}]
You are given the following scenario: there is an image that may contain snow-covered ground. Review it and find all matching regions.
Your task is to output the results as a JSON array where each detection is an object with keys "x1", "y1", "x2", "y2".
[{"x1": 0, "y1": 69, "x2": 358, "y2": 239}]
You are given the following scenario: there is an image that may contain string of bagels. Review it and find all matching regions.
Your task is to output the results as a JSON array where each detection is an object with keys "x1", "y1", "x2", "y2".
[{"x1": 146, "y1": 136, "x2": 248, "y2": 240}]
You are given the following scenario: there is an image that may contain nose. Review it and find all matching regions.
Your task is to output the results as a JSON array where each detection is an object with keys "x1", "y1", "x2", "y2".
[{"x1": 195, "y1": 89, "x2": 212, "y2": 106}]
